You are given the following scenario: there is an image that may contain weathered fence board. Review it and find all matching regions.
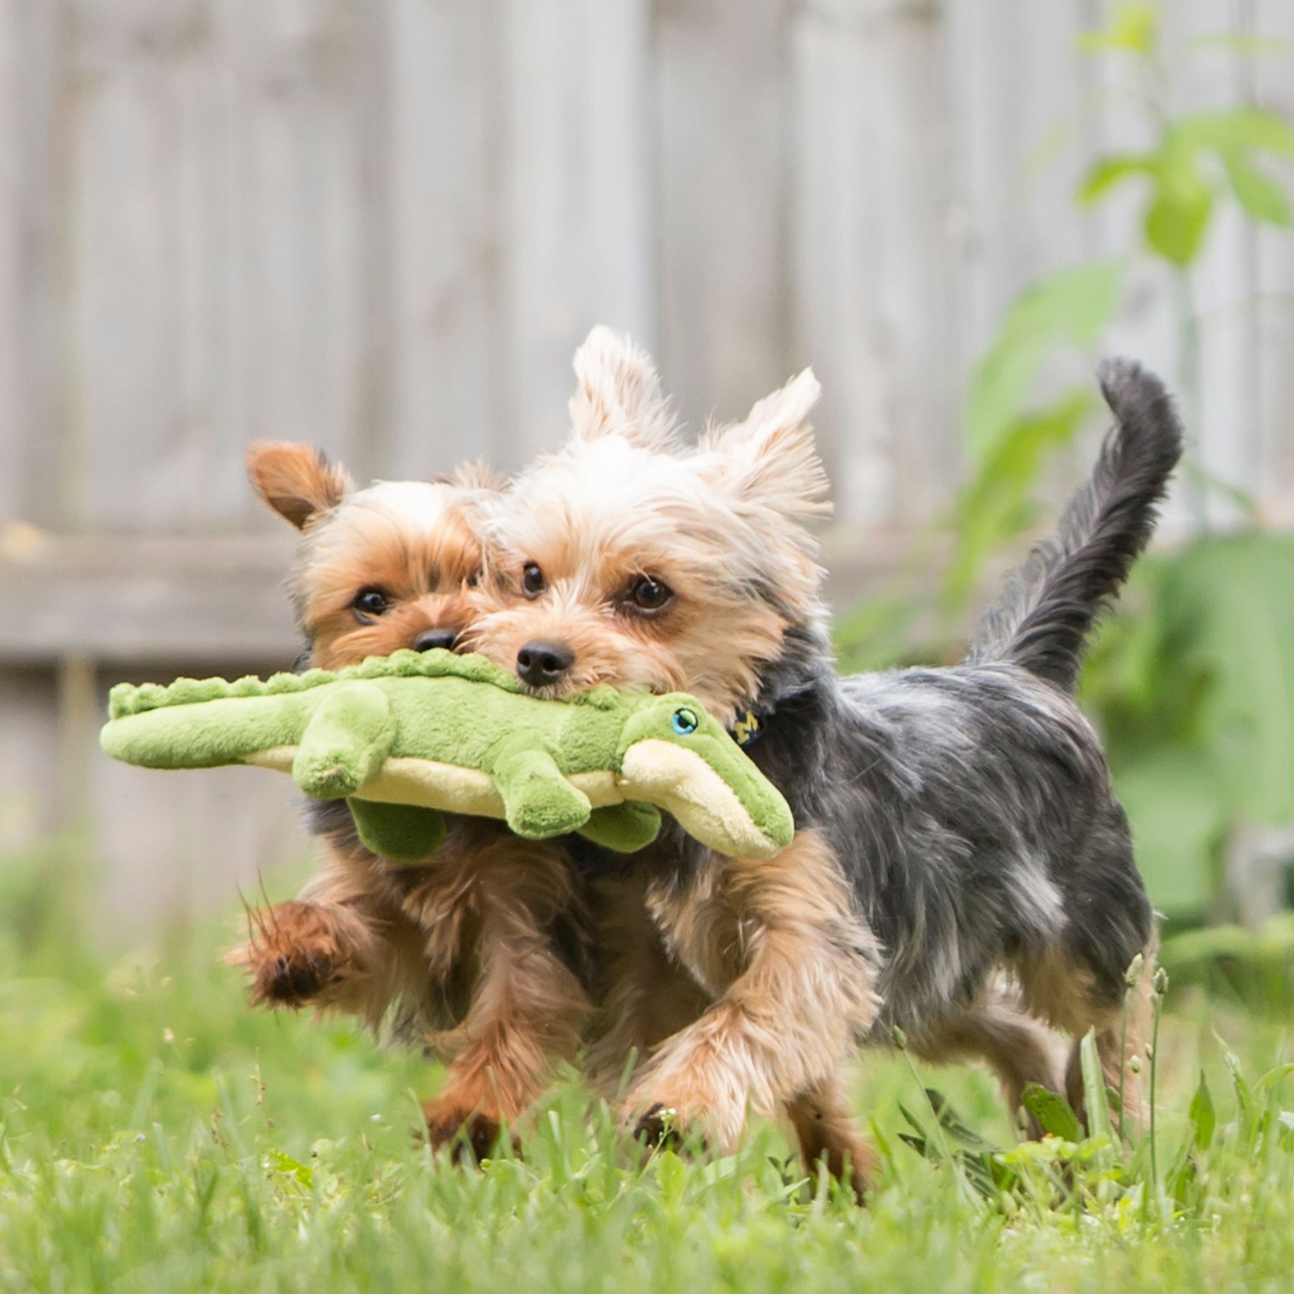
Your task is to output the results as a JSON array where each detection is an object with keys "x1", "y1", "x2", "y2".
[
  {"x1": 656, "y1": 0, "x2": 791, "y2": 430},
  {"x1": 792, "y1": 0, "x2": 960, "y2": 532},
  {"x1": 0, "y1": 0, "x2": 64, "y2": 530},
  {"x1": 500, "y1": 0, "x2": 656, "y2": 465},
  {"x1": 0, "y1": 669, "x2": 59, "y2": 849},
  {"x1": 1255, "y1": 0, "x2": 1294, "y2": 526},
  {"x1": 384, "y1": 0, "x2": 502, "y2": 476}
]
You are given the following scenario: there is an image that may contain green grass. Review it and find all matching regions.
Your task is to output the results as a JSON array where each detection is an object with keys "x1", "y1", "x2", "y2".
[{"x1": 3, "y1": 863, "x2": 1294, "y2": 1292}]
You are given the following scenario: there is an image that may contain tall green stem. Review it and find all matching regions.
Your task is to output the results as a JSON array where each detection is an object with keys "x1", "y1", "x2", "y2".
[
  {"x1": 1146, "y1": 968, "x2": 1169, "y2": 1222},
  {"x1": 1172, "y1": 268, "x2": 1206, "y2": 529}
]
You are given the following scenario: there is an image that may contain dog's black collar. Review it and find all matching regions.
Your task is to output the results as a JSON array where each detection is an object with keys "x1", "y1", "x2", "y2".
[{"x1": 729, "y1": 706, "x2": 772, "y2": 749}]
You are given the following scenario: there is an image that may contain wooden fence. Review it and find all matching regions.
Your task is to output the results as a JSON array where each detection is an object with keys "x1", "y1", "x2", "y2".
[{"x1": 1, "y1": 0, "x2": 1292, "y2": 933}]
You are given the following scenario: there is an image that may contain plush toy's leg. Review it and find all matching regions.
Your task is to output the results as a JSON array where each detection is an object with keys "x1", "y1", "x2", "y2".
[
  {"x1": 492, "y1": 747, "x2": 591, "y2": 838},
  {"x1": 346, "y1": 798, "x2": 446, "y2": 863},
  {"x1": 577, "y1": 802, "x2": 661, "y2": 853},
  {"x1": 293, "y1": 682, "x2": 394, "y2": 799}
]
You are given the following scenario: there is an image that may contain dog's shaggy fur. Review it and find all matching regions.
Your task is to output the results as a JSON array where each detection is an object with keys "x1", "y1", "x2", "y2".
[{"x1": 467, "y1": 328, "x2": 1182, "y2": 1191}]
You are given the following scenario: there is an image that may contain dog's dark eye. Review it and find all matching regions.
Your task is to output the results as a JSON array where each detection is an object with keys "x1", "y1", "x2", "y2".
[
  {"x1": 352, "y1": 587, "x2": 391, "y2": 618},
  {"x1": 521, "y1": 564, "x2": 546, "y2": 598},
  {"x1": 629, "y1": 574, "x2": 673, "y2": 612}
]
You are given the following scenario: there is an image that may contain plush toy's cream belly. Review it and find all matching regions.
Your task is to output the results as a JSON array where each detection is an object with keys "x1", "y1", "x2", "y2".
[
  {"x1": 245, "y1": 741, "x2": 785, "y2": 859},
  {"x1": 244, "y1": 748, "x2": 623, "y2": 817}
]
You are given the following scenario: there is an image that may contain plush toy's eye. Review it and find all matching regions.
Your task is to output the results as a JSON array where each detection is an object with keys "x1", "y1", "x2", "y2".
[
  {"x1": 521, "y1": 564, "x2": 546, "y2": 598},
  {"x1": 671, "y1": 708, "x2": 699, "y2": 736},
  {"x1": 352, "y1": 587, "x2": 391, "y2": 619},
  {"x1": 629, "y1": 574, "x2": 673, "y2": 613}
]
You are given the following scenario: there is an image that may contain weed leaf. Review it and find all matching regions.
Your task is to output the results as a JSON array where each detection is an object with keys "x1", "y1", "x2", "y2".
[
  {"x1": 1021, "y1": 1085, "x2": 1083, "y2": 1143},
  {"x1": 1189, "y1": 1071, "x2": 1216, "y2": 1150},
  {"x1": 1080, "y1": 1030, "x2": 1114, "y2": 1145}
]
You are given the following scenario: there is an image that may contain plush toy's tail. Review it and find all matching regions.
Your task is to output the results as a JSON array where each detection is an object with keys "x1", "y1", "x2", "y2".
[{"x1": 969, "y1": 359, "x2": 1183, "y2": 694}]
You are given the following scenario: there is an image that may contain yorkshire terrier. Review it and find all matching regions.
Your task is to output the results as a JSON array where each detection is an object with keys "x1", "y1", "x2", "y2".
[
  {"x1": 230, "y1": 444, "x2": 593, "y2": 1158},
  {"x1": 464, "y1": 326, "x2": 1182, "y2": 1191}
]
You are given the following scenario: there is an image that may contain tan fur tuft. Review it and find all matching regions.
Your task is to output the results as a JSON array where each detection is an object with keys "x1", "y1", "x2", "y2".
[{"x1": 451, "y1": 459, "x2": 508, "y2": 492}]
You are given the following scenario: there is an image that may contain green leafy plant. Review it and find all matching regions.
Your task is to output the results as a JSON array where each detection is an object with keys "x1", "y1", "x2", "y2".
[
  {"x1": 1076, "y1": 5, "x2": 1294, "y2": 527},
  {"x1": 951, "y1": 6, "x2": 1293, "y2": 581},
  {"x1": 1159, "y1": 910, "x2": 1294, "y2": 1010},
  {"x1": 888, "y1": 2, "x2": 1294, "y2": 929},
  {"x1": 1078, "y1": 104, "x2": 1294, "y2": 265},
  {"x1": 1081, "y1": 533, "x2": 1294, "y2": 920},
  {"x1": 945, "y1": 262, "x2": 1121, "y2": 604},
  {"x1": 891, "y1": 967, "x2": 1294, "y2": 1232}
]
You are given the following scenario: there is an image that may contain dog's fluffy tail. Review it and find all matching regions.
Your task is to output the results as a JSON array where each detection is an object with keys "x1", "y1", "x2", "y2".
[{"x1": 969, "y1": 358, "x2": 1183, "y2": 694}]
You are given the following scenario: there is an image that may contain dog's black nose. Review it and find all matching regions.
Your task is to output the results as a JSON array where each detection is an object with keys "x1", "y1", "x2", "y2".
[
  {"x1": 413, "y1": 628, "x2": 458, "y2": 653},
  {"x1": 516, "y1": 640, "x2": 574, "y2": 688}
]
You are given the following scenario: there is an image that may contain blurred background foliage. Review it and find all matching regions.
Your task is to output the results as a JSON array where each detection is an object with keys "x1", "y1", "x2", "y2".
[{"x1": 837, "y1": 5, "x2": 1294, "y2": 988}]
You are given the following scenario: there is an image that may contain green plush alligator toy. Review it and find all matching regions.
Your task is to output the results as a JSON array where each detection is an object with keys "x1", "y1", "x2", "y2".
[{"x1": 100, "y1": 650, "x2": 794, "y2": 862}]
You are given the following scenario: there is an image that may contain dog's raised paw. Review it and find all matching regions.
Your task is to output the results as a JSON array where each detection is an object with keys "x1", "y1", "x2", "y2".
[
  {"x1": 255, "y1": 950, "x2": 333, "y2": 1006},
  {"x1": 234, "y1": 900, "x2": 352, "y2": 1009}
]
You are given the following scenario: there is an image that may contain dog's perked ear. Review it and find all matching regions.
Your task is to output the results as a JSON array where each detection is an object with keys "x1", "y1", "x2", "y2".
[
  {"x1": 245, "y1": 442, "x2": 354, "y2": 530},
  {"x1": 702, "y1": 369, "x2": 832, "y2": 522},
  {"x1": 568, "y1": 326, "x2": 675, "y2": 448}
]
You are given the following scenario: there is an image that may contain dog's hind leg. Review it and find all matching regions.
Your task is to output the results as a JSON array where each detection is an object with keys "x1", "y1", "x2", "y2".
[
  {"x1": 1062, "y1": 952, "x2": 1155, "y2": 1138},
  {"x1": 1019, "y1": 941, "x2": 1156, "y2": 1137},
  {"x1": 908, "y1": 990, "x2": 1065, "y2": 1139}
]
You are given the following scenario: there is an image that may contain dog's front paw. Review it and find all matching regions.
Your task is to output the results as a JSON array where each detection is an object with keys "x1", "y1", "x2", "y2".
[
  {"x1": 229, "y1": 900, "x2": 354, "y2": 1009},
  {"x1": 621, "y1": 1046, "x2": 750, "y2": 1153},
  {"x1": 628, "y1": 1103, "x2": 708, "y2": 1155},
  {"x1": 621, "y1": 1076, "x2": 738, "y2": 1154},
  {"x1": 423, "y1": 1101, "x2": 520, "y2": 1164},
  {"x1": 256, "y1": 949, "x2": 334, "y2": 1005}
]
